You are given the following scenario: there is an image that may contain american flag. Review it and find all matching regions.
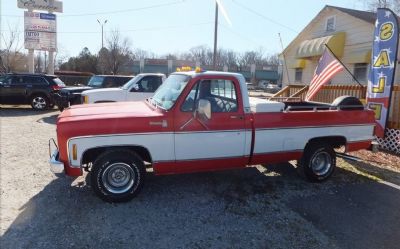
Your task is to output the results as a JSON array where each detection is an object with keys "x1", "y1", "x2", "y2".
[{"x1": 305, "y1": 49, "x2": 344, "y2": 101}]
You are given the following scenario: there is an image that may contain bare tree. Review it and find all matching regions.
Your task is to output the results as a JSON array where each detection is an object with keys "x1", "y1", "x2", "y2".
[
  {"x1": 360, "y1": 0, "x2": 400, "y2": 14},
  {"x1": 134, "y1": 48, "x2": 156, "y2": 60},
  {"x1": 1, "y1": 23, "x2": 25, "y2": 73},
  {"x1": 98, "y1": 29, "x2": 133, "y2": 74}
]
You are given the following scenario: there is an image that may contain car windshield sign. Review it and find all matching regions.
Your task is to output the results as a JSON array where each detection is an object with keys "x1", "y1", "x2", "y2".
[{"x1": 151, "y1": 74, "x2": 190, "y2": 110}]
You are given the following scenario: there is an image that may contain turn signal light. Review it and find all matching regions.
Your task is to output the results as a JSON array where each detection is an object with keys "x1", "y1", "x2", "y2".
[{"x1": 83, "y1": 95, "x2": 88, "y2": 104}]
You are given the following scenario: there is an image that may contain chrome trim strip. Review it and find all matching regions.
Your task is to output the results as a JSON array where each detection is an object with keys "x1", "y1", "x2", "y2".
[
  {"x1": 153, "y1": 155, "x2": 248, "y2": 163},
  {"x1": 255, "y1": 123, "x2": 375, "y2": 131}
]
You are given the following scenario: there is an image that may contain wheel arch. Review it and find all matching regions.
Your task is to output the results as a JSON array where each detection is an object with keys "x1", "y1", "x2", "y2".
[
  {"x1": 305, "y1": 136, "x2": 347, "y2": 150},
  {"x1": 81, "y1": 145, "x2": 153, "y2": 166}
]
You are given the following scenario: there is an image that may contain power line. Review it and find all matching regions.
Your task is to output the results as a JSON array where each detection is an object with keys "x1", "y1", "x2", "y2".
[
  {"x1": 219, "y1": 23, "x2": 263, "y2": 47},
  {"x1": 231, "y1": 0, "x2": 298, "y2": 34},
  {"x1": 0, "y1": 0, "x2": 186, "y2": 18},
  {"x1": 0, "y1": 21, "x2": 213, "y2": 34}
]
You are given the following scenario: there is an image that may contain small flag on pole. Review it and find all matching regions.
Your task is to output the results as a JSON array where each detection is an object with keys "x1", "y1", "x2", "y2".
[{"x1": 305, "y1": 48, "x2": 344, "y2": 101}]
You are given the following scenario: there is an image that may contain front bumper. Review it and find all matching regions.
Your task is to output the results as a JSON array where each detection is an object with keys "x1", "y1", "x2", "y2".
[
  {"x1": 50, "y1": 149, "x2": 65, "y2": 174},
  {"x1": 53, "y1": 93, "x2": 70, "y2": 109}
]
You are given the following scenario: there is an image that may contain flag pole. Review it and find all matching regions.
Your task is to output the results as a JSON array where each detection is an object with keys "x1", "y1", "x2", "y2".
[{"x1": 324, "y1": 44, "x2": 364, "y2": 88}]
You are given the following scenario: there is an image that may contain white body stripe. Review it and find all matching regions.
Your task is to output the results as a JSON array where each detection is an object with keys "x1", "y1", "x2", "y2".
[
  {"x1": 175, "y1": 130, "x2": 247, "y2": 160},
  {"x1": 68, "y1": 133, "x2": 174, "y2": 167},
  {"x1": 67, "y1": 125, "x2": 374, "y2": 167},
  {"x1": 253, "y1": 124, "x2": 374, "y2": 154}
]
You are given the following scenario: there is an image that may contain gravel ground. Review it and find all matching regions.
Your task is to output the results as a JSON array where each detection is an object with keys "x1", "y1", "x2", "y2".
[{"x1": 1, "y1": 106, "x2": 400, "y2": 249}]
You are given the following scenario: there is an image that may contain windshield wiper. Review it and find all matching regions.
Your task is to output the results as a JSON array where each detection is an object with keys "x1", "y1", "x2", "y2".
[{"x1": 150, "y1": 98, "x2": 166, "y2": 110}]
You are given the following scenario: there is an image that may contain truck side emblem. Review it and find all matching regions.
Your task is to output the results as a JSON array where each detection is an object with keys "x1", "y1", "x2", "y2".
[{"x1": 149, "y1": 120, "x2": 168, "y2": 128}]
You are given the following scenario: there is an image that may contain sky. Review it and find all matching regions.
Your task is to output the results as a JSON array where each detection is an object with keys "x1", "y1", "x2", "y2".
[{"x1": 1, "y1": 0, "x2": 368, "y2": 59}]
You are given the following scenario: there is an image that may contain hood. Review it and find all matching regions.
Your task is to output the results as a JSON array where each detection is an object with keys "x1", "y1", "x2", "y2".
[
  {"x1": 83, "y1": 87, "x2": 123, "y2": 95},
  {"x1": 61, "y1": 86, "x2": 94, "y2": 94},
  {"x1": 57, "y1": 101, "x2": 168, "y2": 138},
  {"x1": 59, "y1": 101, "x2": 156, "y2": 119}
]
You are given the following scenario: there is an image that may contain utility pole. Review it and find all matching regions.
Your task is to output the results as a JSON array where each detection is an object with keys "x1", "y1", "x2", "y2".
[
  {"x1": 213, "y1": 2, "x2": 218, "y2": 70},
  {"x1": 97, "y1": 19, "x2": 108, "y2": 48},
  {"x1": 278, "y1": 33, "x2": 290, "y2": 85}
]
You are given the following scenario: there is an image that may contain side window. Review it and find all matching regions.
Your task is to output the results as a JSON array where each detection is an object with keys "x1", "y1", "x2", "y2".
[
  {"x1": 181, "y1": 82, "x2": 200, "y2": 112},
  {"x1": 103, "y1": 77, "x2": 115, "y2": 88},
  {"x1": 353, "y1": 63, "x2": 368, "y2": 83},
  {"x1": 31, "y1": 77, "x2": 48, "y2": 85},
  {"x1": 295, "y1": 68, "x2": 303, "y2": 83},
  {"x1": 11, "y1": 76, "x2": 25, "y2": 84},
  {"x1": 181, "y1": 79, "x2": 238, "y2": 113},
  {"x1": 326, "y1": 16, "x2": 336, "y2": 32},
  {"x1": 116, "y1": 77, "x2": 130, "y2": 87},
  {"x1": 0, "y1": 76, "x2": 11, "y2": 84},
  {"x1": 147, "y1": 76, "x2": 162, "y2": 92}
]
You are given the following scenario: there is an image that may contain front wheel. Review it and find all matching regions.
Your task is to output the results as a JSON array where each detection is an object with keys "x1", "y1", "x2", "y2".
[
  {"x1": 91, "y1": 149, "x2": 145, "y2": 202},
  {"x1": 299, "y1": 143, "x2": 336, "y2": 182}
]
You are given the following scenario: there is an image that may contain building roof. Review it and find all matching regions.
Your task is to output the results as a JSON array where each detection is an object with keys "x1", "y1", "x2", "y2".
[
  {"x1": 327, "y1": 5, "x2": 376, "y2": 24},
  {"x1": 281, "y1": 5, "x2": 378, "y2": 55}
]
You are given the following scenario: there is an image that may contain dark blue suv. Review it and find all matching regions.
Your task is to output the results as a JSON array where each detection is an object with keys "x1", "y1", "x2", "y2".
[{"x1": 0, "y1": 73, "x2": 65, "y2": 110}]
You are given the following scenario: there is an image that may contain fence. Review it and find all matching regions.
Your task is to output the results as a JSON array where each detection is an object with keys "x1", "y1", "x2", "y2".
[{"x1": 272, "y1": 85, "x2": 400, "y2": 129}]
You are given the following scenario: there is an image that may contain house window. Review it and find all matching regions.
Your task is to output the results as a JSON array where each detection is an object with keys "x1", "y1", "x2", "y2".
[
  {"x1": 326, "y1": 16, "x2": 336, "y2": 31},
  {"x1": 295, "y1": 68, "x2": 303, "y2": 83},
  {"x1": 353, "y1": 63, "x2": 368, "y2": 83}
]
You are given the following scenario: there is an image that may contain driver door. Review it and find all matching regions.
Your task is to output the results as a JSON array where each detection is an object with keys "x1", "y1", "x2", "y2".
[{"x1": 173, "y1": 77, "x2": 247, "y2": 173}]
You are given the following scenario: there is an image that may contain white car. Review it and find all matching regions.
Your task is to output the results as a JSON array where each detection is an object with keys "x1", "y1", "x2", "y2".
[{"x1": 81, "y1": 73, "x2": 166, "y2": 104}]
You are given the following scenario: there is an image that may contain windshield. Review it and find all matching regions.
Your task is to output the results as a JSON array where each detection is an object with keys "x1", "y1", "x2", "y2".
[
  {"x1": 121, "y1": 76, "x2": 138, "y2": 90},
  {"x1": 151, "y1": 74, "x2": 190, "y2": 110},
  {"x1": 87, "y1": 76, "x2": 104, "y2": 87}
]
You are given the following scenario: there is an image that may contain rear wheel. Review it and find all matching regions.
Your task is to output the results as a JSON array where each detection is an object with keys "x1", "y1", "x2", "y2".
[
  {"x1": 299, "y1": 142, "x2": 336, "y2": 182},
  {"x1": 30, "y1": 94, "x2": 49, "y2": 110},
  {"x1": 91, "y1": 149, "x2": 145, "y2": 202}
]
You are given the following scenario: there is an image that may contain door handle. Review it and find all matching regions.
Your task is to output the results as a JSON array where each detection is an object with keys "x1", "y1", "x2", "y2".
[{"x1": 230, "y1": 115, "x2": 244, "y2": 120}]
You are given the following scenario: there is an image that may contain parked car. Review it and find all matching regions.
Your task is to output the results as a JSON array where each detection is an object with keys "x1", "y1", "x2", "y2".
[
  {"x1": 54, "y1": 74, "x2": 133, "y2": 111},
  {"x1": 265, "y1": 83, "x2": 281, "y2": 94},
  {"x1": 0, "y1": 73, "x2": 65, "y2": 110},
  {"x1": 82, "y1": 73, "x2": 166, "y2": 104},
  {"x1": 246, "y1": 82, "x2": 255, "y2": 91}
]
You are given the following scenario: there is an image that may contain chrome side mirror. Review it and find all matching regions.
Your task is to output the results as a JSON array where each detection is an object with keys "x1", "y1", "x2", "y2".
[{"x1": 197, "y1": 99, "x2": 212, "y2": 120}]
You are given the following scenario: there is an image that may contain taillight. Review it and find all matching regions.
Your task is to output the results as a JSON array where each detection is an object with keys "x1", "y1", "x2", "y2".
[{"x1": 52, "y1": 85, "x2": 62, "y2": 91}]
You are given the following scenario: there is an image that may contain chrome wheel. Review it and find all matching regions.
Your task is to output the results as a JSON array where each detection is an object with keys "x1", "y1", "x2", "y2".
[
  {"x1": 101, "y1": 162, "x2": 135, "y2": 194},
  {"x1": 311, "y1": 151, "x2": 331, "y2": 176},
  {"x1": 32, "y1": 96, "x2": 47, "y2": 109}
]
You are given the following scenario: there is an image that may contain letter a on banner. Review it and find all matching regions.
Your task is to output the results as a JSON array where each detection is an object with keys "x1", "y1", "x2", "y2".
[{"x1": 367, "y1": 8, "x2": 399, "y2": 138}]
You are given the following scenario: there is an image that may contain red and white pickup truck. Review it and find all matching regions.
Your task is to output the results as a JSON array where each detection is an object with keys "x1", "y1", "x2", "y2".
[{"x1": 50, "y1": 70, "x2": 376, "y2": 202}]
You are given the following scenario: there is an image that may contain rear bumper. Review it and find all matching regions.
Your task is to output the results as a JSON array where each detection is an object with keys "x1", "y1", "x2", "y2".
[{"x1": 50, "y1": 149, "x2": 64, "y2": 174}]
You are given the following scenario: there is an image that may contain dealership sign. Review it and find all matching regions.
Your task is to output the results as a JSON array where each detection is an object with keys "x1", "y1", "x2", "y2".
[
  {"x1": 24, "y1": 11, "x2": 57, "y2": 51},
  {"x1": 366, "y1": 8, "x2": 399, "y2": 138},
  {"x1": 18, "y1": 0, "x2": 63, "y2": 13}
]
